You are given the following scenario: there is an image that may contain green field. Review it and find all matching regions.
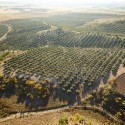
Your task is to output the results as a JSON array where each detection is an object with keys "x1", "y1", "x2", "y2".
[{"x1": 0, "y1": 24, "x2": 8, "y2": 38}]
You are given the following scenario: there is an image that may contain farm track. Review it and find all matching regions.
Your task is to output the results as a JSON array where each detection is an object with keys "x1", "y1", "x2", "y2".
[
  {"x1": 0, "y1": 24, "x2": 12, "y2": 42},
  {"x1": 0, "y1": 104, "x2": 76, "y2": 123},
  {"x1": 0, "y1": 102, "x2": 124, "y2": 124},
  {"x1": 1, "y1": 66, "x2": 125, "y2": 123},
  {"x1": 1, "y1": 51, "x2": 125, "y2": 123}
]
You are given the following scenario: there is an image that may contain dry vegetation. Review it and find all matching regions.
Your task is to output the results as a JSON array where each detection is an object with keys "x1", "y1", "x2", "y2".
[
  {"x1": 0, "y1": 109, "x2": 120, "y2": 125},
  {"x1": 115, "y1": 73, "x2": 125, "y2": 96}
]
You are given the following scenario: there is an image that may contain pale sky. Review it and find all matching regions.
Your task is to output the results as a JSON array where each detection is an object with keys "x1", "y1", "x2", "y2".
[{"x1": 0, "y1": 0, "x2": 125, "y2": 6}]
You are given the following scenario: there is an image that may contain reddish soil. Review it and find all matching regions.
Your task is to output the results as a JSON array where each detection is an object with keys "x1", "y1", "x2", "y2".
[{"x1": 115, "y1": 73, "x2": 125, "y2": 96}]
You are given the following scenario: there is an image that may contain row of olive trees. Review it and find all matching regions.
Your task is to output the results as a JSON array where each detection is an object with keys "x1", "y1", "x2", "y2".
[{"x1": 83, "y1": 81, "x2": 125, "y2": 122}]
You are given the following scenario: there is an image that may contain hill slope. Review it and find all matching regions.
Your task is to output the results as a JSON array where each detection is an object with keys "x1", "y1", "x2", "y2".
[{"x1": 115, "y1": 73, "x2": 125, "y2": 96}]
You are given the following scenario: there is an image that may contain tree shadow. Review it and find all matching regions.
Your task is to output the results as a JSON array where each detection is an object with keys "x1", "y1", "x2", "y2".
[{"x1": 103, "y1": 72, "x2": 110, "y2": 84}]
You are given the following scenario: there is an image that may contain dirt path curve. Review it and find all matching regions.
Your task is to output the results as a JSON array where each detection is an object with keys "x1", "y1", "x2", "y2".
[
  {"x1": 74, "y1": 105, "x2": 124, "y2": 125},
  {"x1": 0, "y1": 24, "x2": 12, "y2": 42},
  {"x1": 1, "y1": 66, "x2": 125, "y2": 123},
  {"x1": 0, "y1": 104, "x2": 75, "y2": 123}
]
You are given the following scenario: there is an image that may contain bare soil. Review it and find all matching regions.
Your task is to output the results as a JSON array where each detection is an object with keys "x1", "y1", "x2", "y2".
[
  {"x1": 115, "y1": 73, "x2": 125, "y2": 96},
  {"x1": 0, "y1": 108, "x2": 119, "y2": 125}
]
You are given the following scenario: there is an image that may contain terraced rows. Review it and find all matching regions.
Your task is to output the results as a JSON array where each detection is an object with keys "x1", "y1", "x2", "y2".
[
  {"x1": 80, "y1": 19, "x2": 125, "y2": 35},
  {"x1": 0, "y1": 19, "x2": 51, "y2": 51},
  {"x1": 1, "y1": 19, "x2": 125, "y2": 91},
  {"x1": 3, "y1": 47, "x2": 125, "y2": 90},
  {"x1": 97, "y1": 20, "x2": 125, "y2": 34},
  {"x1": 0, "y1": 26, "x2": 125, "y2": 51},
  {"x1": 35, "y1": 29, "x2": 124, "y2": 48}
]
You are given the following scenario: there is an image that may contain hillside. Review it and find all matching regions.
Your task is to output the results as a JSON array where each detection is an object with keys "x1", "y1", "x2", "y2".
[
  {"x1": 0, "y1": 9, "x2": 125, "y2": 125},
  {"x1": 115, "y1": 73, "x2": 125, "y2": 96},
  {"x1": 0, "y1": 24, "x2": 8, "y2": 38},
  {"x1": 82, "y1": 83, "x2": 125, "y2": 123},
  {"x1": 0, "y1": 108, "x2": 120, "y2": 125},
  {"x1": 0, "y1": 19, "x2": 125, "y2": 51},
  {"x1": 78, "y1": 18, "x2": 125, "y2": 36}
]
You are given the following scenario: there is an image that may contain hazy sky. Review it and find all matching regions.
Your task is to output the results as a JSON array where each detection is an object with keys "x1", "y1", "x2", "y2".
[
  {"x1": 0, "y1": 0, "x2": 125, "y2": 6},
  {"x1": 0, "y1": 0, "x2": 125, "y2": 3}
]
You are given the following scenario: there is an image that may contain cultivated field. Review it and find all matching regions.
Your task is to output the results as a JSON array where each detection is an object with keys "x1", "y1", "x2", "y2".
[{"x1": 0, "y1": 5, "x2": 125, "y2": 124}]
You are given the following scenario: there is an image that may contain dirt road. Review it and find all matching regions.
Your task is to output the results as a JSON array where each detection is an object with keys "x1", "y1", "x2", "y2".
[
  {"x1": 0, "y1": 104, "x2": 74, "y2": 123},
  {"x1": 0, "y1": 24, "x2": 12, "y2": 42}
]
